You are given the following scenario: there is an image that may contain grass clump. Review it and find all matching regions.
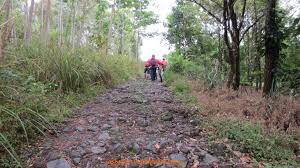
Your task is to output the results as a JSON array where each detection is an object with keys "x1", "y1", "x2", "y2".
[
  {"x1": 165, "y1": 71, "x2": 190, "y2": 93},
  {"x1": 164, "y1": 71, "x2": 197, "y2": 105}
]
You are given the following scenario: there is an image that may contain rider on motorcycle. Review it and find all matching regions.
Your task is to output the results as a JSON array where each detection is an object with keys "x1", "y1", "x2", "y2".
[{"x1": 146, "y1": 55, "x2": 163, "y2": 81}]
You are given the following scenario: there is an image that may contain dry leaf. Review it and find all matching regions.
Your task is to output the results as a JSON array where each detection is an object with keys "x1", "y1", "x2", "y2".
[
  {"x1": 191, "y1": 160, "x2": 199, "y2": 168},
  {"x1": 239, "y1": 156, "x2": 252, "y2": 163},
  {"x1": 154, "y1": 143, "x2": 160, "y2": 149},
  {"x1": 233, "y1": 150, "x2": 242, "y2": 157}
]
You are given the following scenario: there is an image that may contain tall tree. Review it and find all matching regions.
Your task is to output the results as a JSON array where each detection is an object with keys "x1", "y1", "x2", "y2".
[
  {"x1": 0, "y1": 0, "x2": 12, "y2": 61},
  {"x1": 41, "y1": 0, "x2": 51, "y2": 44},
  {"x1": 253, "y1": 0, "x2": 262, "y2": 90},
  {"x1": 24, "y1": 0, "x2": 35, "y2": 45},
  {"x1": 106, "y1": 0, "x2": 116, "y2": 56},
  {"x1": 263, "y1": 0, "x2": 280, "y2": 96},
  {"x1": 58, "y1": 0, "x2": 63, "y2": 46},
  {"x1": 40, "y1": 0, "x2": 44, "y2": 39}
]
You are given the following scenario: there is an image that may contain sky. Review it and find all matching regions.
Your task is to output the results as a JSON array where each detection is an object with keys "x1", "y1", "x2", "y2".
[
  {"x1": 139, "y1": 0, "x2": 300, "y2": 61},
  {"x1": 139, "y1": 0, "x2": 176, "y2": 61}
]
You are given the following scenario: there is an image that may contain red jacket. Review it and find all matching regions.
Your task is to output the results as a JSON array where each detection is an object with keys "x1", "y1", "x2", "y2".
[
  {"x1": 146, "y1": 58, "x2": 163, "y2": 67},
  {"x1": 144, "y1": 61, "x2": 150, "y2": 67}
]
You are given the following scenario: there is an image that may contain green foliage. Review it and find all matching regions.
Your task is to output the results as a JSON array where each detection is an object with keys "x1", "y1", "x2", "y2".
[
  {"x1": 276, "y1": 11, "x2": 300, "y2": 94},
  {"x1": 211, "y1": 120, "x2": 296, "y2": 166},
  {"x1": 167, "y1": 0, "x2": 202, "y2": 57},
  {"x1": 91, "y1": 0, "x2": 157, "y2": 56},
  {"x1": 166, "y1": 1, "x2": 225, "y2": 88},
  {"x1": 166, "y1": 51, "x2": 222, "y2": 88}
]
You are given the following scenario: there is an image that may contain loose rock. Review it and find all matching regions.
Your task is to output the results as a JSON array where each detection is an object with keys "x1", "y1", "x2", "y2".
[
  {"x1": 169, "y1": 153, "x2": 188, "y2": 168},
  {"x1": 202, "y1": 153, "x2": 219, "y2": 165},
  {"x1": 46, "y1": 159, "x2": 71, "y2": 168},
  {"x1": 46, "y1": 151, "x2": 61, "y2": 161},
  {"x1": 88, "y1": 126, "x2": 98, "y2": 132},
  {"x1": 98, "y1": 132, "x2": 111, "y2": 141},
  {"x1": 161, "y1": 112, "x2": 173, "y2": 121},
  {"x1": 91, "y1": 146, "x2": 107, "y2": 154},
  {"x1": 75, "y1": 126, "x2": 84, "y2": 132}
]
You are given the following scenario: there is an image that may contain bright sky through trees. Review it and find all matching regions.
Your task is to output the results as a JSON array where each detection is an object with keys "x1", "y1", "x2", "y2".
[{"x1": 140, "y1": 0, "x2": 176, "y2": 61}]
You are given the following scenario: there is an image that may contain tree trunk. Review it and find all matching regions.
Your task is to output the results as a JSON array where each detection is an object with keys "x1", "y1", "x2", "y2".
[
  {"x1": 40, "y1": 0, "x2": 44, "y2": 38},
  {"x1": 224, "y1": 0, "x2": 241, "y2": 90},
  {"x1": 228, "y1": 0, "x2": 240, "y2": 90},
  {"x1": 41, "y1": 0, "x2": 51, "y2": 44},
  {"x1": 118, "y1": 14, "x2": 125, "y2": 55},
  {"x1": 24, "y1": 0, "x2": 28, "y2": 42},
  {"x1": 0, "y1": 0, "x2": 11, "y2": 61},
  {"x1": 223, "y1": 0, "x2": 233, "y2": 88},
  {"x1": 25, "y1": 0, "x2": 35, "y2": 45},
  {"x1": 246, "y1": 32, "x2": 252, "y2": 85},
  {"x1": 253, "y1": 0, "x2": 262, "y2": 91},
  {"x1": 106, "y1": 0, "x2": 115, "y2": 56},
  {"x1": 263, "y1": 0, "x2": 279, "y2": 96},
  {"x1": 58, "y1": 0, "x2": 63, "y2": 46},
  {"x1": 135, "y1": 31, "x2": 140, "y2": 59},
  {"x1": 78, "y1": 0, "x2": 88, "y2": 46},
  {"x1": 10, "y1": 0, "x2": 16, "y2": 42},
  {"x1": 70, "y1": 1, "x2": 76, "y2": 49},
  {"x1": 233, "y1": 37, "x2": 240, "y2": 90},
  {"x1": 217, "y1": 29, "x2": 223, "y2": 81}
]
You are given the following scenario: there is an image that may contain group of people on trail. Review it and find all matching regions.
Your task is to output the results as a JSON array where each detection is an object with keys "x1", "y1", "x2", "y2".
[{"x1": 144, "y1": 55, "x2": 168, "y2": 82}]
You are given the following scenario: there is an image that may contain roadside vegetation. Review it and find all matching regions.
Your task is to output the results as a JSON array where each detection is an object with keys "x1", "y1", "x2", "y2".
[
  {"x1": 0, "y1": 42, "x2": 142, "y2": 167},
  {"x1": 164, "y1": 52, "x2": 299, "y2": 167},
  {"x1": 165, "y1": 0, "x2": 299, "y2": 167}
]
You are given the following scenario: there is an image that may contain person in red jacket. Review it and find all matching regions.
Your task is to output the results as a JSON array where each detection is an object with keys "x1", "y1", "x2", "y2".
[
  {"x1": 161, "y1": 58, "x2": 168, "y2": 71},
  {"x1": 144, "y1": 61, "x2": 150, "y2": 79},
  {"x1": 146, "y1": 55, "x2": 163, "y2": 81}
]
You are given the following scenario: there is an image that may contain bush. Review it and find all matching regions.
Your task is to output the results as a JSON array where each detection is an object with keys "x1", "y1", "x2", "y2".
[
  {"x1": 167, "y1": 51, "x2": 189, "y2": 75},
  {"x1": 167, "y1": 51, "x2": 216, "y2": 85}
]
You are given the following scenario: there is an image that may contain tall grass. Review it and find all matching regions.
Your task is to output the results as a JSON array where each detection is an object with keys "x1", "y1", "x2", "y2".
[
  {"x1": 0, "y1": 42, "x2": 142, "y2": 167},
  {"x1": 10, "y1": 44, "x2": 113, "y2": 92}
]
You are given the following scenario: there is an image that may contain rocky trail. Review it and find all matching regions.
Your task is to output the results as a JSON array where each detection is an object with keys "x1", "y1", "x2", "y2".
[{"x1": 25, "y1": 79, "x2": 242, "y2": 168}]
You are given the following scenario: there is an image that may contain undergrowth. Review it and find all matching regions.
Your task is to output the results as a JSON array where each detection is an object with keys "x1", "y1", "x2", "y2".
[
  {"x1": 0, "y1": 42, "x2": 142, "y2": 167},
  {"x1": 208, "y1": 119, "x2": 297, "y2": 167},
  {"x1": 164, "y1": 54, "x2": 299, "y2": 167}
]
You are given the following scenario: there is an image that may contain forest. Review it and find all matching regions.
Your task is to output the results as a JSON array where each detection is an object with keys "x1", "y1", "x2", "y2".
[
  {"x1": 0, "y1": 0, "x2": 299, "y2": 167},
  {"x1": 166, "y1": 0, "x2": 299, "y2": 95}
]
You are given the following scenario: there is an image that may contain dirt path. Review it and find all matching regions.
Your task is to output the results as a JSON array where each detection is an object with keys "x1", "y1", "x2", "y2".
[{"x1": 26, "y1": 79, "x2": 240, "y2": 168}]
